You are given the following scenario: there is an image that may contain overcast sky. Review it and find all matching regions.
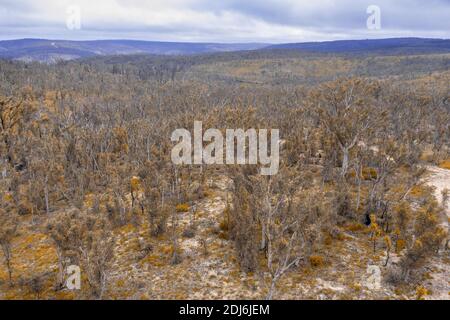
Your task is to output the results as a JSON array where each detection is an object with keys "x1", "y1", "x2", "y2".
[{"x1": 0, "y1": 0, "x2": 449, "y2": 43}]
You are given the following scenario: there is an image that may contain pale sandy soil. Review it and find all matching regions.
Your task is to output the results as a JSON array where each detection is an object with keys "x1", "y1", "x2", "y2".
[
  {"x1": 425, "y1": 165, "x2": 450, "y2": 218},
  {"x1": 423, "y1": 165, "x2": 450, "y2": 300}
]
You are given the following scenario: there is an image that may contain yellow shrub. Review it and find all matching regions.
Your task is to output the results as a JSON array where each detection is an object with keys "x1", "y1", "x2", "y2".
[
  {"x1": 394, "y1": 288, "x2": 404, "y2": 296},
  {"x1": 416, "y1": 286, "x2": 429, "y2": 300},
  {"x1": 351, "y1": 283, "x2": 362, "y2": 292},
  {"x1": 309, "y1": 255, "x2": 325, "y2": 268},
  {"x1": 439, "y1": 160, "x2": 450, "y2": 170},
  {"x1": 346, "y1": 222, "x2": 365, "y2": 232},
  {"x1": 130, "y1": 176, "x2": 140, "y2": 192},
  {"x1": 176, "y1": 203, "x2": 189, "y2": 212},
  {"x1": 384, "y1": 236, "x2": 392, "y2": 250},
  {"x1": 396, "y1": 239, "x2": 406, "y2": 252},
  {"x1": 160, "y1": 245, "x2": 173, "y2": 255},
  {"x1": 218, "y1": 231, "x2": 229, "y2": 240},
  {"x1": 141, "y1": 254, "x2": 165, "y2": 267},
  {"x1": 116, "y1": 279, "x2": 126, "y2": 288},
  {"x1": 203, "y1": 190, "x2": 212, "y2": 198},
  {"x1": 2, "y1": 193, "x2": 14, "y2": 203},
  {"x1": 219, "y1": 219, "x2": 229, "y2": 232},
  {"x1": 349, "y1": 167, "x2": 377, "y2": 180},
  {"x1": 410, "y1": 185, "x2": 426, "y2": 197},
  {"x1": 324, "y1": 235, "x2": 333, "y2": 246},
  {"x1": 362, "y1": 167, "x2": 378, "y2": 180},
  {"x1": 118, "y1": 223, "x2": 137, "y2": 234}
]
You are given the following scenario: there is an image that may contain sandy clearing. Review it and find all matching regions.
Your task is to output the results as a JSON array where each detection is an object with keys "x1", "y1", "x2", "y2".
[{"x1": 425, "y1": 165, "x2": 450, "y2": 217}]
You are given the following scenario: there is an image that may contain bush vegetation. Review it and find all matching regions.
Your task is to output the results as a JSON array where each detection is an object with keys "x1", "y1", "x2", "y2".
[{"x1": 0, "y1": 50, "x2": 448, "y2": 299}]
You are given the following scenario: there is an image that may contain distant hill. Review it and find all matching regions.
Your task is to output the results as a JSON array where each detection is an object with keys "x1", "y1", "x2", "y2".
[
  {"x1": 0, "y1": 39, "x2": 267, "y2": 63},
  {"x1": 1, "y1": 38, "x2": 449, "y2": 63},
  {"x1": 266, "y1": 38, "x2": 450, "y2": 55}
]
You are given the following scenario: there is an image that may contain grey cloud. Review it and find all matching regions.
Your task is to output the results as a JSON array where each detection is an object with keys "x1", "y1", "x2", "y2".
[
  {"x1": 197, "y1": 0, "x2": 450, "y2": 30},
  {"x1": 0, "y1": 0, "x2": 448, "y2": 42}
]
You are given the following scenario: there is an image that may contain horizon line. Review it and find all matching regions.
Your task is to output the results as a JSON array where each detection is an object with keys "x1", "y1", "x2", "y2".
[{"x1": 1, "y1": 36, "x2": 449, "y2": 45}]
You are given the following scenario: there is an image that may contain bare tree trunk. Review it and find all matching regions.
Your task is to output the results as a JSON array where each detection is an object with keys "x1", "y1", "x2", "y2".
[
  {"x1": 266, "y1": 277, "x2": 278, "y2": 300},
  {"x1": 260, "y1": 223, "x2": 266, "y2": 251},
  {"x1": 341, "y1": 147, "x2": 349, "y2": 177},
  {"x1": 356, "y1": 162, "x2": 362, "y2": 210},
  {"x1": 44, "y1": 175, "x2": 50, "y2": 214},
  {"x1": 98, "y1": 272, "x2": 107, "y2": 300},
  {"x1": 384, "y1": 247, "x2": 390, "y2": 267},
  {"x1": 1, "y1": 244, "x2": 13, "y2": 286},
  {"x1": 56, "y1": 248, "x2": 65, "y2": 290}
]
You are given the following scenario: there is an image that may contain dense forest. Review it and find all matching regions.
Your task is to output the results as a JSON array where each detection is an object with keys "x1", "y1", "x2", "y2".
[{"x1": 0, "y1": 49, "x2": 449, "y2": 299}]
